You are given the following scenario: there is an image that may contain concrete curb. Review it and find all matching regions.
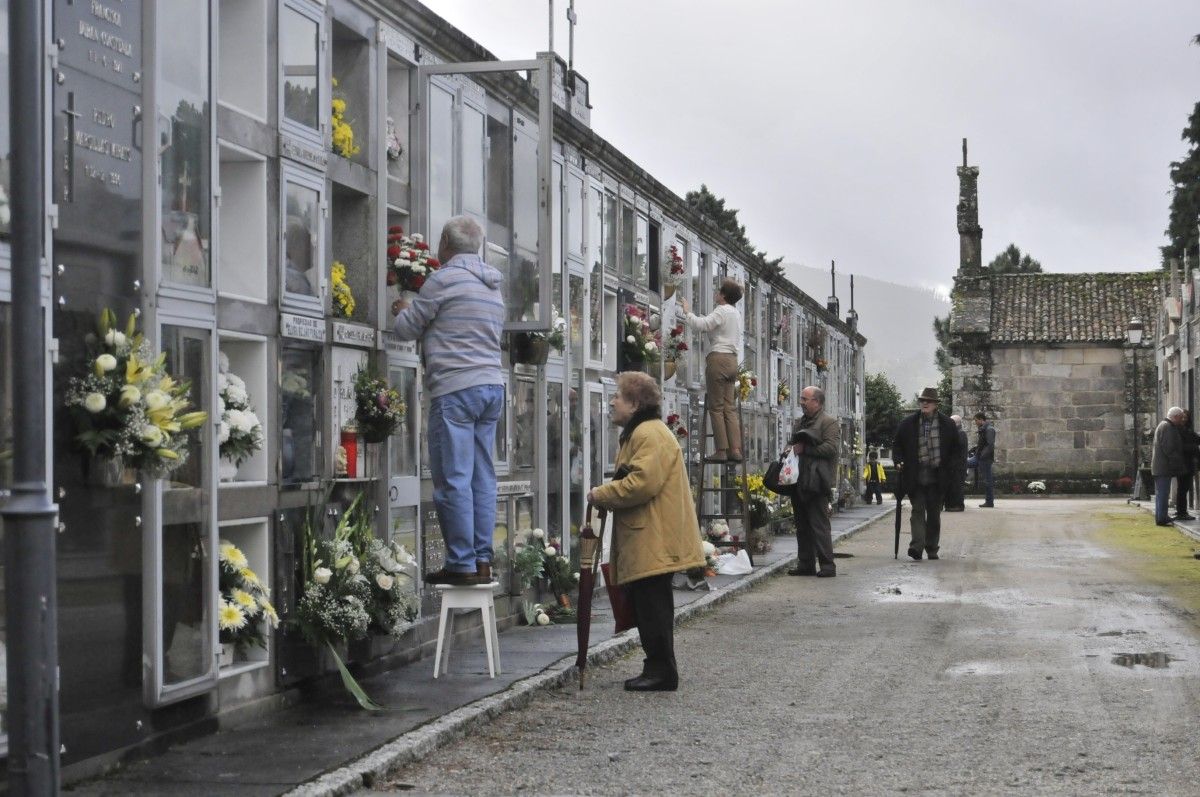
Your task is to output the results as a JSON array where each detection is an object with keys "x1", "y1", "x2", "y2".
[
  {"x1": 285, "y1": 507, "x2": 891, "y2": 797},
  {"x1": 1128, "y1": 498, "x2": 1200, "y2": 544}
]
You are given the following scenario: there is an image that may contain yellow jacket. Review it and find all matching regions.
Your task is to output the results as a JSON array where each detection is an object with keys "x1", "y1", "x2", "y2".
[
  {"x1": 589, "y1": 418, "x2": 705, "y2": 585},
  {"x1": 863, "y1": 462, "x2": 886, "y2": 482}
]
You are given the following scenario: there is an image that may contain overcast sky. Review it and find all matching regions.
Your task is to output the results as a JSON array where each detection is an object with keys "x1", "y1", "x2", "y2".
[{"x1": 418, "y1": 1, "x2": 1197, "y2": 295}]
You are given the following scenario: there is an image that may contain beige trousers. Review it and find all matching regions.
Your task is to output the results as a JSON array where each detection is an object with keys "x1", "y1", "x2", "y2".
[{"x1": 704, "y1": 352, "x2": 742, "y2": 454}]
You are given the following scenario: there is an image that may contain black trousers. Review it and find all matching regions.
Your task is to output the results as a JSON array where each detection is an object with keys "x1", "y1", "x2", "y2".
[
  {"x1": 1177, "y1": 472, "x2": 1194, "y2": 515},
  {"x1": 625, "y1": 573, "x2": 677, "y2": 682},
  {"x1": 909, "y1": 483, "x2": 944, "y2": 555},
  {"x1": 790, "y1": 490, "x2": 836, "y2": 573},
  {"x1": 864, "y1": 482, "x2": 883, "y2": 503}
]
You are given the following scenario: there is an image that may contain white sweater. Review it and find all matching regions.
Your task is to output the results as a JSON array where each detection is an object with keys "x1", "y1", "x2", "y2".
[{"x1": 684, "y1": 303, "x2": 744, "y2": 361}]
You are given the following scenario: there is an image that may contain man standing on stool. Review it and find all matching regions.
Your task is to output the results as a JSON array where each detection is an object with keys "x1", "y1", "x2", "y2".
[
  {"x1": 787, "y1": 386, "x2": 840, "y2": 578},
  {"x1": 679, "y1": 278, "x2": 744, "y2": 463},
  {"x1": 393, "y1": 216, "x2": 505, "y2": 585},
  {"x1": 893, "y1": 387, "x2": 962, "y2": 561}
]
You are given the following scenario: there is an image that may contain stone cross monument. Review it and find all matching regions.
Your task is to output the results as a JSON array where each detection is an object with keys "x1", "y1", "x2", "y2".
[{"x1": 956, "y1": 138, "x2": 983, "y2": 274}]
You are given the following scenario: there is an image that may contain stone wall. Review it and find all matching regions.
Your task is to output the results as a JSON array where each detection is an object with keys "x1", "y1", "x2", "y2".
[{"x1": 986, "y1": 344, "x2": 1140, "y2": 485}]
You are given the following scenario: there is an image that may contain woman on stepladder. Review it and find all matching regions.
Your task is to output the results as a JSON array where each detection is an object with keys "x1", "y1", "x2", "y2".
[{"x1": 679, "y1": 278, "x2": 744, "y2": 463}]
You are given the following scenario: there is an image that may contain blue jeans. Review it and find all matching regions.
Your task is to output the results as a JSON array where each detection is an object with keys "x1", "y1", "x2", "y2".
[
  {"x1": 428, "y1": 384, "x2": 504, "y2": 572},
  {"x1": 1155, "y1": 475, "x2": 1173, "y2": 524},
  {"x1": 978, "y1": 460, "x2": 994, "y2": 505}
]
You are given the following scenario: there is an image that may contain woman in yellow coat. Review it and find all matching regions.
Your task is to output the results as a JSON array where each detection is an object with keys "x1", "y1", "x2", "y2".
[{"x1": 588, "y1": 372, "x2": 705, "y2": 691}]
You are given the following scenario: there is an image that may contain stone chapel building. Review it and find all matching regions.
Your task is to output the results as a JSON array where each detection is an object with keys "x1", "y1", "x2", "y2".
[{"x1": 947, "y1": 142, "x2": 1162, "y2": 493}]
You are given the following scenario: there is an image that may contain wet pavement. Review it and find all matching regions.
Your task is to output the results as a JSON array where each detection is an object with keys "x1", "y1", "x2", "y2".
[
  {"x1": 377, "y1": 498, "x2": 1200, "y2": 795},
  {"x1": 64, "y1": 504, "x2": 891, "y2": 795}
]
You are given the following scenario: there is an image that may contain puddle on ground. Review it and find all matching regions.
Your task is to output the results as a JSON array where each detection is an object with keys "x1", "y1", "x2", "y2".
[
  {"x1": 1111, "y1": 652, "x2": 1173, "y2": 669},
  {"x1": 1097, "y1": 629, "x2": 1147, "y2": 637}
]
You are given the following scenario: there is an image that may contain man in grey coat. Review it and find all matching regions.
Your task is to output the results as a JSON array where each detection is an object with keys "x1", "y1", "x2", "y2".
[
  {"x1": 787, "y1": 386, "x2": 841, "y2": 578},
  {"x1": 1151, "y1": 407, "x2": 1188, "y2": 526}
]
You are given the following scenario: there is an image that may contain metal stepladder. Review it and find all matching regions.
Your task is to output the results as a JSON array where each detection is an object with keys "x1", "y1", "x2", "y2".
[{"x1": 692, "y1": 393, "x2": 754, "y2": 566}]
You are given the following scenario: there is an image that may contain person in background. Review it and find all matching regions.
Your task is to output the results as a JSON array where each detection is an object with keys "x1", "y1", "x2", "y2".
[
  {"x1": 679, "y1": 278, "x2": 744, "y2": 463},
  {"x1": 1151, "y1": 406, "x2": 1188, "y2": 527},
  {"x1": 970, "y1": 412, "x2": 997, "y2": 508},
  {"x1": 787, "y1": 386, "x2": 841, "y2": 578},
  {"x1": 892, "y1": 387, "x2": 962, "y2": 561},
  {"x1": 944, "y1": 414, "x2": 969, "y2": 512},
  {"x1": 392, "y1": 216, "x2": 505, "y2": 586},
  {"x1": 862, "y1": 450, "x2": 886, "y2": 505},
  {"x1": 588, "y1": 372, "x2": 705, "y2": 691},
  {"x1": 1175, "y1": 409, "x2": 1199, "y2": 521}
]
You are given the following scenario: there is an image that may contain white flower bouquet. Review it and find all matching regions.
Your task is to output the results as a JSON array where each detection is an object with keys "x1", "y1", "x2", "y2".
[
  {"x1": 66, "y1": 308, "x2": 206, "y2": 477},
  {"x1": 296, "y1": 493, "x2": 373, "y2": 647},
  {"x1": 217, "y1": 355, "x2": 263, "y2": 467},
  {"x1": 362, "y1": 538, "x2": 418, "y2": 635},
  {"x1": 218, "y1": 540, "x2": 279, "y2": 655}
]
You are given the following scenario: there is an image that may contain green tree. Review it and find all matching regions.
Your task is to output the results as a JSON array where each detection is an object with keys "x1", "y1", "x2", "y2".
[
  {"x1": 932, "y1": 314, "x2": 954, "y2": 410},
  {"x1": 987, "y1": 243, "x2": 1043, "y2": 273},
  {"x1": 1163, "y1": 35, "x2": 1200, "y2": 267},
  {"x1": 685, "y1": 184, "x2": 785, "y2": 280},
  {"x1": 865, "y1": 372, "x2": 905, "y2": 447}
]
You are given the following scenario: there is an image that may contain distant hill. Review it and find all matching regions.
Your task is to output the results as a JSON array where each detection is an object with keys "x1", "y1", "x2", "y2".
[{"x1": 781, "y1": 263, "x2": 948, "y2": 401}]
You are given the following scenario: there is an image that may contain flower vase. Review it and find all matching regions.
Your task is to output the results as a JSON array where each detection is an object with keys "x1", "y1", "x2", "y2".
[
  {"x1": 663, "y1": 283, "x2": 676, "y2": 300},
  {"x1": 218, "y1": 456, "x2": 239, "y2": 482},
  {"x1": 86, "y1": 455, "x2": 136, "y2": 488},
  {"x1": 557, "y1": 593, "x2": 572, "y2": 609},
  {"x1": 400, "y1": 290, "x2": 418, "y2": 304},
  {"x1": 219, "y1": 642, "x2": 235, "y2": 668},
  {"x1": 664, "y1": 361, "x2": 677, "y2": 381}
]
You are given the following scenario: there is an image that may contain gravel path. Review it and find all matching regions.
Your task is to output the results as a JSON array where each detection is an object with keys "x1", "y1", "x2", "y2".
[{"x1": 376, "y1": 499, "x2": 1200, "y2": 795}]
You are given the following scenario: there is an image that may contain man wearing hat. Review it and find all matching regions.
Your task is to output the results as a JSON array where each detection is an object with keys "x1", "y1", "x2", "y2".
[{"x1": 892, "y1": 387, "x2": 963, "y2": 560}]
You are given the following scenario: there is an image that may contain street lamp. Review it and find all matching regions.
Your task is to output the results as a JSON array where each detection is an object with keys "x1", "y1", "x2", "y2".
[{"x1": 1127, "y1": 316, "x2": 1144, "y2": 475}]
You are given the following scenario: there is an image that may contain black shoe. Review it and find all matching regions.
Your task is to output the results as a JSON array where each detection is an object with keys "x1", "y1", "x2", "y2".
[
  {"x1": 423, "y1": 567, "x2": 480, "y2": 586},
  {"x1": 816, "y1": 570, "x2": 836, "y2": 578},
  {"x1": 979, "y1": 503, "x2": 995, "y2": 508},
  {"x1": 624, "y1": 675, "x2": 678, "y2": 692},
  {"x1": 726, "y1": 452, "x2": 744, "y2": 463},
  {"x1": 1156, "y1": 520, "x2": 1174, "y2": 526},
  {"x1": 927, "y1": 552, "x2": 940, "y2": 560},
  {"x1": 908, "y1": 549, "x2": 922, "y2": 561},
  {"x1": 1175, "y1": 514, "x2": 1196, "y2": 521},
  {"x1": 787, "y1": 567, "x2": 817, "y2": 576}
]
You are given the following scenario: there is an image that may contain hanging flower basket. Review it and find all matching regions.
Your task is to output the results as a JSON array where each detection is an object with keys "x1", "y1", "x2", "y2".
[
  {"x1": 353, "y1": 366, "x2": 406, "y2": 445},
  {"x1": 664, "y1": 361, "x2": 677, "y2": 380},
  {"x1": 510, "y1": 332, "x2": 550, "y2": 366}
]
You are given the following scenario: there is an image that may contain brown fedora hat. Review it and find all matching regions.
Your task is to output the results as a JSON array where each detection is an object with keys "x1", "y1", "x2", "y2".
[{"x1": 918, "y1": 386, "x2": 940, "y2": 403}]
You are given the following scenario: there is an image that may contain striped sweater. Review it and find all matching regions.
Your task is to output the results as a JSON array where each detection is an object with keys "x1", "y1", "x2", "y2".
[{"x1": 391, "y1": 253, "x2": 505, "y2": 398}]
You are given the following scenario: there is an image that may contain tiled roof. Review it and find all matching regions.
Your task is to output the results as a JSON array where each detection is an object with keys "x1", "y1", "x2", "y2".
[{"x1": 990, "y1": 272, "x2": 1163, "y2": 343}]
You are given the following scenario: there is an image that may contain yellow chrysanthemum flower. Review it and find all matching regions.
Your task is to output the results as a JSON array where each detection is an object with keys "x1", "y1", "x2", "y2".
[
  {"x1": 218, "y1": 601, "x2": 247, "y2": 631},
  {"x1": 219, "y1": 542, "x2": 249, "y2": 570},
  {"x1": 231, "y1": 589, "x2": 257, "y2": 611},
  {"x1": 239, "y1": 567, "x2": 261, "y2": 588},
  {"x1": 260, "y1": 599, "x2": 280, "y2": 628}
]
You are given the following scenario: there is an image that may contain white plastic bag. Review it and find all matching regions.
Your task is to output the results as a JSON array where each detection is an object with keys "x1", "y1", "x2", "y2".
[
  {"x1": 716, "y1": 549, "x2": 753, "y2": 575},
  {"x1": 778, "y1": 448, "x2": 800, "y2": 487}
]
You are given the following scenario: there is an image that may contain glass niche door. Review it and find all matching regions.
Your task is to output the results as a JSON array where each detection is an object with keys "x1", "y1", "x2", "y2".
[
  {"x1": 145, "y1": 321, "x2": 217, "y2": 706},
  {"x1": 387, "y1": 356, "x2": 421, "y2": 593}
]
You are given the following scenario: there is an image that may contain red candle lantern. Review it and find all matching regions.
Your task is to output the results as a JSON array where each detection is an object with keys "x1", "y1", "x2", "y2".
[{"x1": 340, "y1": 429, "x2": 358, "y2": 478}]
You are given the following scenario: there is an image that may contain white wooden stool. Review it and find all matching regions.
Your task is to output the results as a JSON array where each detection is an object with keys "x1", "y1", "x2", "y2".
[{"x1": 432, "y1": 582, "x2": 502, "y2": 678}]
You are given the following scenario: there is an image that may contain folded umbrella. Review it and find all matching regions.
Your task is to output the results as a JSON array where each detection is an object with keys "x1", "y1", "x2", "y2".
[{"x1": 575, "y1": 504, "x2": 603, "y2": 689}]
